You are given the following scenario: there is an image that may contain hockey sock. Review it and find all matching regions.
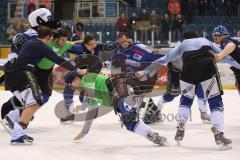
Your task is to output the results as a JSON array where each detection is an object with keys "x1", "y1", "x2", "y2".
[
  {"x1": 162, "y1": 93, "x2": 175, "y2": 103},
  {"x1": 11, "y1": 122, "x2": 26, "y2": 140},
  {"x1": 7, "y1": 109, "x2": 20, "y2": 124},
  {"x1": 177, "y1": 95, "x2": 193, "y2": 124},
  {"x1": 208, "y1": 96, "x2": 224, "y2": 132},
  {"x1": 177, "y1": 106, "x2": 191, "y2": 125},
  {"x1": 210, "y1": 111, "x2": 224, "y2": 133},
  {"x1": 197, "y1": 98, "x2": 208, "y2": 113},
  {"x1": 156, "y1": 94, "x2": 175, "y2": 111},
  {"x1": 133, "y1": 120, "x2": 155, "y2": 138},
  {"x1": 42, "y1": 94, "x2": 50, "y2": 104},
  {"x1": 63, "y1": 85, "x2": 75, "y2": 113}
]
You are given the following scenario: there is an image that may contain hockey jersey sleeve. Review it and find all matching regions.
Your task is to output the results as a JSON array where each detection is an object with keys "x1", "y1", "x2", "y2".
[
  {"x1": 222, "y1": 56, "x2": 240, "y2": 69},
  {"x1": 143, "y1": 44, "x2": 181, "y2": 75},
  {"x1": 41, "y1": 45, "x2": 76, "y2": 71},
  {"x1": 132, "y1": 43, "x2": 165, "y2": 61},
  {"x1": 67, "y1": 44, "x2": 85, "y2": 55},
  {"x1": 209, "y1": 41, "x2": 240, "y2": 69},
  {"x1": 209, "y1": 41, "x2": 222, "y2": 53}
]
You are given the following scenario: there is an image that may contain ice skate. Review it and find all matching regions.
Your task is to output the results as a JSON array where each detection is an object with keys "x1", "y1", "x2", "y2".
[
  {"x1": 147, "y1": 132, "x2": 169, "y2": 146},
  {"x1": 11, "y1": 135, "x2": 34, "y2": 145},
  {"x1": 175, "y1": 124, "x2": 185, "y2": 146},
  {"x1": 211, "y1": 127, "x2": 232, "y2": 150},
  {"x1": 60, "y1": 114, "x2": 75, "y2": 125}
]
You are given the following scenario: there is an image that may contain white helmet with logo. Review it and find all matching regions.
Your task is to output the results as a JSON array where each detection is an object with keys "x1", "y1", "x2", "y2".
[{"x1": 28, "y1": 8, "x2": 61, "y2": 29}]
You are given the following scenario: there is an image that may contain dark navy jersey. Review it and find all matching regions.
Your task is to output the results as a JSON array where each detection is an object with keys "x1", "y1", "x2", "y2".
[
  {"x1": 220, "y1": 36, "x2": 240, "y2": 63},
  {"x1": 68, "y1": 43, "x2": 104, "y2": 72},
  {"x1": 71, "y1": 33, "x2": 80, "y2": 41},
  {"x1": 11, "y1": 29, "x2": 38, "y2": 54},
  {"x1": 17, "y1": 39, "x2": 75, "y2": 71},
  {"x1": 113, "y1": 43, "x2": 164, "y2": 72},
  {"x1": 68, "y1": 43, "x2": 103, "y2": 57}
]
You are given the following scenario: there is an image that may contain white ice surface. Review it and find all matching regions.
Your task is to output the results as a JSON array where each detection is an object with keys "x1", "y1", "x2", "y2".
[{"x1": 0, "y1": 90, "x2": 239, "y2": 160}]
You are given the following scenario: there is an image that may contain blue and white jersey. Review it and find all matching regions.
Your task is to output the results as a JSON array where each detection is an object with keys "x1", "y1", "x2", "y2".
[
  {"x1": 144, "y1": 37, "x2": 240, "y2": 75},
  {"x1": 22, "y1": 29, "x2": 38, "y2": 40},
  {"x1": 113, "y1": 43, "x2": 164, "y2": 72}
]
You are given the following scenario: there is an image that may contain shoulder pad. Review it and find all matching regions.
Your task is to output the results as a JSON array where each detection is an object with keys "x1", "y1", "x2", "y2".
[{"x1": 12, "y1": 33, "x2": 28, "y2": 50}]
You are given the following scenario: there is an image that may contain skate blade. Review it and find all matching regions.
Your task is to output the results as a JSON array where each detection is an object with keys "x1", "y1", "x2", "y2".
[
  {"x1": 73, "y1": 133, "x2": 86, "y2": 142},
  {"x1": 218, "y1": 143, "x2": 232, "y2": 151},
  {"x1": 11, "y1": 140, "x2": 33, "y2": 145},
  {"x1": 202, "y1": 119, "x2": 211, "y2": 124},
  {"x1": 60, "y1": 121, "x2": 74, "y2": 125},
  {"x1": 160, "y1": 140, "x2": 170, "y2": 147}
]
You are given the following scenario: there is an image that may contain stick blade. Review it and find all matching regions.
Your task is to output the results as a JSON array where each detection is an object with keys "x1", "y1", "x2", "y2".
[{"x1": 73, "y1": 133, "x2": 87, "y2": 142}]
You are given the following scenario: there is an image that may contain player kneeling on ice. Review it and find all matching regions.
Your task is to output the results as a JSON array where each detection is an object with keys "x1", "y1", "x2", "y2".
[{"x1": 64, "y1": 71, "x2": 169, "y2": 146}]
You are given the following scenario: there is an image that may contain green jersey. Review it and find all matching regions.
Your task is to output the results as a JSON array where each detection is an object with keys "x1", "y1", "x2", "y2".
[
  {"x1": 37, "y1": 40, "x2": 73, "y2": 69},
  {"x1": 81, "y1": 73, "x2": 112, "y2": 107}
]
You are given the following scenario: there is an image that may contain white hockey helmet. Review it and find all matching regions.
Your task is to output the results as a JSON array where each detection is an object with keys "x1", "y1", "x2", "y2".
[{"x1": 28, "y1": 8, "x2": 61, "y2": 29}]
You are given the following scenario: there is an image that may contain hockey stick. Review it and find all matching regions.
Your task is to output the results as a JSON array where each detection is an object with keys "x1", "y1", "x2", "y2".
[
  {"x1": 73, "y1": 105, "x2": 98, "y2": 141},
  {"x1": 0, "y1": 73, "x2": 4, "y2": 84},
  {"x1": 0, "y1": 119, "x2": 11, "y2": 134},
  {"x1": 0, "y1": 102, "x2": 11, "y2": 134}
]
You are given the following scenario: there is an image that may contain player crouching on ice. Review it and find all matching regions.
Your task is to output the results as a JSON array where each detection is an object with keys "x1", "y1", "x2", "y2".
[{"x1": 64, "y1": 71, "x2": 169, "y2": 146}]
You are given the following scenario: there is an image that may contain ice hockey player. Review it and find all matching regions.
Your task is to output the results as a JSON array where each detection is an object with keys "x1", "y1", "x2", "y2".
[
  {"x1": 4, "y1": 26, "x2": 86, "y2": 144},
  {"x1": 136, "y1": 29, "x2": 240, "y2": 150},
  {"x1": 156, "y1": 59, "x2": 211, "y2": 123},
  {"x1": 111, "y1": 32, "x2": 165, "y2": 124},
  {"x1": 60, "y1": 34, "x2": 114, "y2": 124},
  {"x1": 63, "y1": 70, "x2": 169, "y2": 146},
  {"x1": 113, "y1": 33, "x2": 209, "y2": 124},
  {"x1": 1, "y1": 8, "x2": 61, "y2": 123},
  {"x1": 212, "y1": 25, "x2": 240, "y2": 94},
  {"x1": 35, "y1": 28, "x2": 90, "y2": 109}
]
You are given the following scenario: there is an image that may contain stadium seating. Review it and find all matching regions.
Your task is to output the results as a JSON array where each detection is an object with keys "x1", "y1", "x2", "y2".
[
  {"x1": 0, "y1": 0, "x2": 239, "y2": 44},
  {"x1": 0, "y1": 0, "x2": 8, "y2": 45}
]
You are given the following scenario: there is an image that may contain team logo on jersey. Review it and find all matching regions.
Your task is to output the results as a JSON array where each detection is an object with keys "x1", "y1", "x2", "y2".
[
  {"x1": 133, "y1": 53, "x2": 142, "y2": 60},
  {"x1": 125, "y1": 59, "x2": 140, "y2": 67},
  {"x1": 123, "y1": 102, "x2": 132, "y2": 111}
]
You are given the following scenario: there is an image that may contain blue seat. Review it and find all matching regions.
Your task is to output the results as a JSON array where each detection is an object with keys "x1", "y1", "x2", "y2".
[
  {"x1": 94, "y1": 23, "x2": 103, "y2": 32},
  {"x1": 187, "y1": 23, "x2": 197, "y2": 30},
  {"x1": 85, "y1": 23, "x2": 95, "y2": 33},
  {"x1": 104, "y1": 23, "x2": 113, "y2": 32},
  {"x1": 102, "y1": 23, "x2": 117, "y2": 42}
]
